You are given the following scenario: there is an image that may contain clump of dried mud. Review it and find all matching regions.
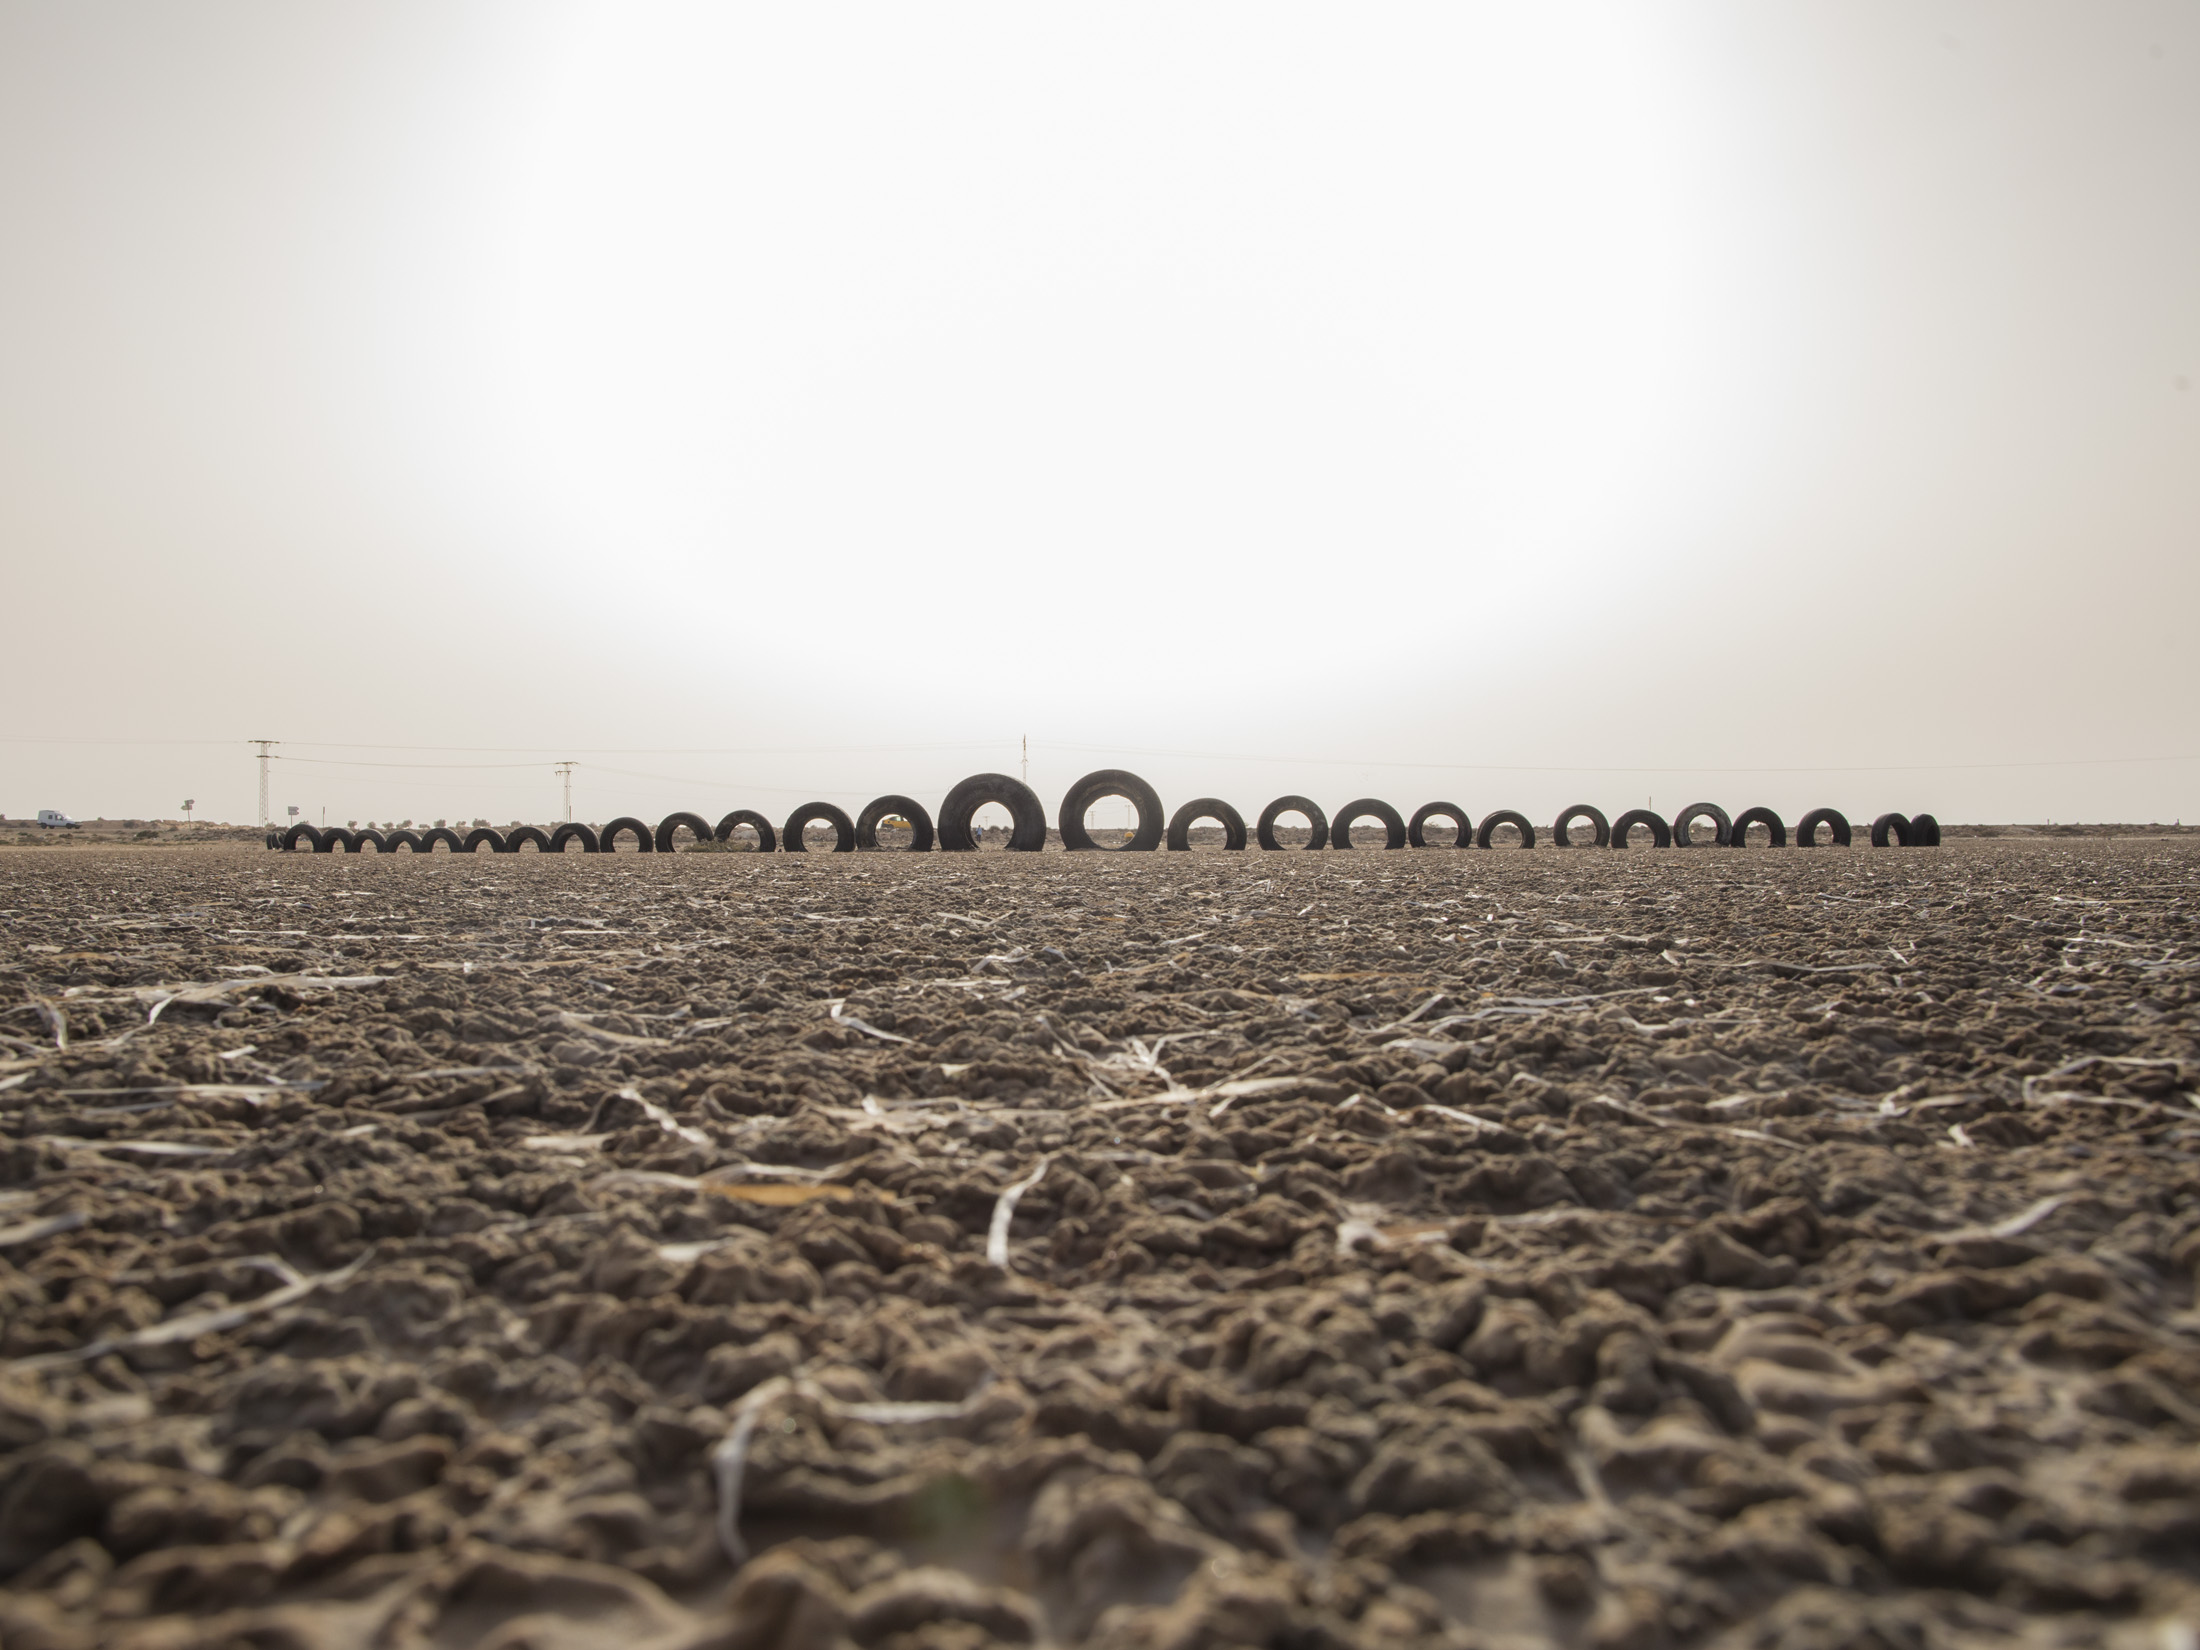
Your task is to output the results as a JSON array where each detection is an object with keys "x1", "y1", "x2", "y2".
[{"x1": 1, "y1": 840, "x2": 2196, "y2": 1650}]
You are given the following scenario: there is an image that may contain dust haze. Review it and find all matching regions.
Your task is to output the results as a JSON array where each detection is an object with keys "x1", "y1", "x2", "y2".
[{"x1": 0, "y1": 5, "x2": 2193, "y2": 827}]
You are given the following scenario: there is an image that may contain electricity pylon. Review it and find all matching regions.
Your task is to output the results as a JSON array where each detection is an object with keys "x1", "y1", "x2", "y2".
[{"x1": 250, "y1": 741, "x2": 277, "y2": 829}]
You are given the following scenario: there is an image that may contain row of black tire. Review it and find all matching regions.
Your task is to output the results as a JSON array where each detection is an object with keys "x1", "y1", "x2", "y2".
[{"x1": 268, "y1": 769, "x2": 1941, "y2": 855}]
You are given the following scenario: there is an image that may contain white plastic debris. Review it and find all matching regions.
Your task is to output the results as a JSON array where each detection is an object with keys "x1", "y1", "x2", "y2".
[{"x1": 986, "y1": 1157, "x2": 1049, "y2": 1268}]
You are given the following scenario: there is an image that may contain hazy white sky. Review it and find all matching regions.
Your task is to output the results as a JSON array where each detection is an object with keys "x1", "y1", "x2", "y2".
[{"x1": 3, "y1": 3, "x2": 2194, "y2": 830}]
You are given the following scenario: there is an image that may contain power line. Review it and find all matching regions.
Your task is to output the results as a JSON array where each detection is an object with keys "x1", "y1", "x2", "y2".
[
  {"x1": 272, "y1": 755, "x2": 549, "y2": 771},
  {"x1": 253, "y1": 741, "x2": 2200, "y2": 778},
  {"x1": 0, "y1": 737, "x2": 241, "y2": 748},
  {"x1": 581, "y1": 764, "x2": 857, "y2": 799},
  {"x1": 260, "y1": 738, "x2": 1011, "y2": 757},
  {"x1": 1039, "y1": 742, "x2": 2200, "y2": 776},
  {"x1": 267, "y1": 738, "x2": 2200, "y2": 775},
  {"x1": 4, "y1": 734, "x2": 2195, "y2": 778},
  {"x1": 0, "y1": 734, "x2": 1020, "y2": 760},
  {"x1": 287, "y1": 779, "x2": 554, "y2": 798}
]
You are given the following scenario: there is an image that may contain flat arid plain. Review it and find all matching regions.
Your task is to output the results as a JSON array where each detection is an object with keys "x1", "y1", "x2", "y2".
[{"x1": 1, "y1": 840, "x2": 2196, "y2": 1650}]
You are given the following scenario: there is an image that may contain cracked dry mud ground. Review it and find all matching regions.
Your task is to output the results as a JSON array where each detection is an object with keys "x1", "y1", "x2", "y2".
[{"x1": 1, "y1": 840, "x2": 2197, "y2": 1650}]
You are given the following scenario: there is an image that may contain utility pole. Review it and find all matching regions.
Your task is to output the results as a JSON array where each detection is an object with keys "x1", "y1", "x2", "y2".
[
  {"x1": 250, "y1": 740, "x2": 277, "y2": 829},
  {"x1": 1021, "y1": 736, "x2": 1028, "y2": 789},
  {"x1": 555, "y1": 761, "x2": 576, "y2": 824}
]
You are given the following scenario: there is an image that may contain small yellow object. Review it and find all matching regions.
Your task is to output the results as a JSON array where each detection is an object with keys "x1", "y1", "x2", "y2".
[{"x1": 704, "y1": 1182, "x2": 855, "y2": 1206}]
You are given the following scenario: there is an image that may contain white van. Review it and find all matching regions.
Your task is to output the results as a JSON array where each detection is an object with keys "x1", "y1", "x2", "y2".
[{"x1": 36, "y1": 810, "x2": 78, "y2": 828}]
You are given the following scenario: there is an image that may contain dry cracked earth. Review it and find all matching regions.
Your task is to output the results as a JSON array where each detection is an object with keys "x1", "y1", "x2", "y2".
[{"x1": 1, "y1": 839, "x2": 2197, "y2": 1650}]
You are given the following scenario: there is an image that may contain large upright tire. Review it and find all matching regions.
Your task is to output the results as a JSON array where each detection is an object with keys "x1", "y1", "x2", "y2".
[
  {"x1": 1729, "y1": 807, "x2": 1786, "y2": 847},
  {"x1": 506, "y1": 826, "x2": 551, "y2": 853},
  {"x1": 1168, "y1": 799, "x2": 1247, "y2": 851},
  {"x1": 1672, "y1": 802, "x2": 1732, "y2": 847},
  {"x1": 1796, "y1": 808, "x2": 1851, "y2": 848},
  {"x1": 1257, "y1": 796, "x2": 1329, "y2": 851},
  {"x1": 1552, "y1": 805, "x2": 1609, "y2": 848},
  {"x1": 857, "y1": 796, "x2": 934, "y2": 852},
  {"x1": 1609, "y1": 810, "x2": 1671, "y2": 849},
  {"x1": 1870, "y1": 812, "x2": 1912, "y2": 848},
  {"x1": 420, "y1": 827, "x2": 463, "y2": 854},
  {"x1": 1331, "y1": 799, "x2": 1406, "y2": 849},
  {"x1": 1058, "y1": 769, "x2": 1165, "y2": 852},
  {"x1": 784, "y1": 802, "x2": 857, "y2": 854},
  {"x1": 463, "y1": 828, "x2": 507, "y2": 855},
  {"x1": 353, "y1": 830, "x2": 387, "y2": 854},
  {"x1": 1909, "y1": 812, "x2": 1941, "y2": 847},
  {"x1": 383, "y1": 830, "x2": 423, "y2": 854},
  {"x1": 654, "y1": 812, "x2": 713, "y2": 853},
  {"x1": 599, "y1": 817, "x2": 654, "y2": 853},
  {"x1": 938, "y1": 774, "x2": 1047, "y2": 852},
  {"x1": 1476, "y1": 810, "x2": 1536, "y2": 849},
  {"x1": 319, "y1": 829, "x2": 356, "y2": 854},
  {"x1": 549, "y1": 823, "x2": 599, "y2": 854},
  {"x1": 712, "y1": 811, "x2": 776, "y2": 853},
  {"x1": 1408, "y1": 802, "x2": 1472, "y2": 848},
  {"x1": 281, "y1": 822, "x2": 320, "y2": 852}
]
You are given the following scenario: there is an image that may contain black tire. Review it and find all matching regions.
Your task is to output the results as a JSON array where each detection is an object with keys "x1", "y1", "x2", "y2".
[
  {"x1": 1729, "y1": 807, "x2": 1786, "y2": 847},
  {"x1": 264, "y1": 830, "x2": 280, "y2": 850},
  {"x1": 1552, "y1": 804, "x2": 1609, "y2": 848},
  {"x1": 1870, "y1": 812, "x2": 1912, "y2": 848},
  {"x1": 506, "y1": 825, "x2": 551, "y2": 853},
  {"x1": 1407, "y1": 802, "x2": 1472, "y2": 848},
  {"x1": 1257, "y1": 796, "x2": 1329, "y2": 851},
  {"x1": 856, "y1": 796, "x2": 934, "y2": 852},
  {"x1": 280, "y1": 822, "x2": 320, "y2": 852},
  {"x1": 599, "y1": 817, "x2": 654, "y2": 853},
  {"x1": 1476, "y1": 810, "x2": 1536, "y2": 849},
  {"x1": 463, "y1": 827, "x2": 507, "y2": 855},
  {"x1": 1167, "y1": 798, "x2": 1247, "y2": 851},
  {"x1": 1909, "y1": 812, "x2": 1941, "y2": 847},
  {"x1": 353, "y1": 830, "x2": 387, "y2": 854},
  {"x1": 420, "y1": 827, "x2": 464, "y2": 854},
  {"x1": 1058, "y1": 769, "x2": 1165, "y2": 852},
  {"x1": 655, "y1": 812, "x2": 713, "y2": 853},
  {"x1": 711, "y1": 811, "x2": 776, "y2": 853},
  {"x1": 783, "y1": 802, "x2": 857, "y2": 854},
  {"x1": 320, "y1": 829, "x2": 356, "y2": 854},
  {"x1": 1609, "y1": 810, "x2": 1671, "y2": 849},
  {"x1": 549, "y1": 823, "x2": 599, "y2": 854},
  {"x1": 1796, "y1": 808, "x2": 1851, "y2": 848},
  {"x1": 1672, "y1": 802, "x2": 1732, "y2": 847},
  {"x1": 384, "y1": 829, "x2": 423, "y2": 854},
  {"x1": 1331, "y1": 798, "x2": 1406, "y2": 849},
  {"x1": 938, "y1": 774, "x2": 1047, "y2": 852}
]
